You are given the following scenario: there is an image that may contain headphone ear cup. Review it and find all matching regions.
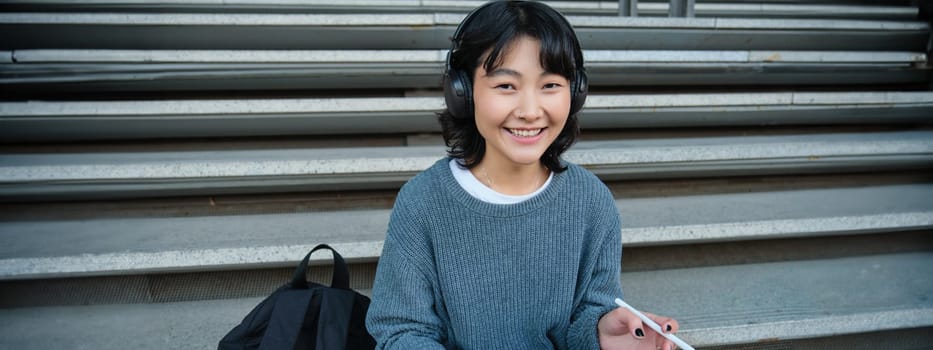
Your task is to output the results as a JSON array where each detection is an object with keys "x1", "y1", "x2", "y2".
[
  {"x1": 569, "y1": 70, "x2": 588, "y2": 115},
  {"x1": 458, "y1": 69, "x2": 474, "y2": 118},
  {"x1": 444, "y1": 68, "x2": 474, "y2": 119}
]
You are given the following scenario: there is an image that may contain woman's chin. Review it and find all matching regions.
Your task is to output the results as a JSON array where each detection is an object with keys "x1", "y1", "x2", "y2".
[{"x1": 504, "y1": 152, "x2": 547, "y2": 167}]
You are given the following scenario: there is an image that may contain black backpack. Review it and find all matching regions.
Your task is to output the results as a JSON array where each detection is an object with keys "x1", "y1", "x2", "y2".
[{"x1": 219, "y1": 244, "x2": 377, "y2": 350}]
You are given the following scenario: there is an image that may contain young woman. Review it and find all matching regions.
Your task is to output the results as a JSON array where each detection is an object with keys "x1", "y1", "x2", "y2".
[{"x1": 366, "y1": 2, "x2": 681, "y2": 349}]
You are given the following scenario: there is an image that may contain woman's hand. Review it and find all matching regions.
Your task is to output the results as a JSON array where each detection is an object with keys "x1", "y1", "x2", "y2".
[{"x1": 597, "y1": 307, "x2": 680, "y2": 350}]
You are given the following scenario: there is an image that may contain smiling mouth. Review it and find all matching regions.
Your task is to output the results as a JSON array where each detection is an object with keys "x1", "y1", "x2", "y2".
[{"x1": 507, "y1": 128, "x2": 543, "y2": 137}]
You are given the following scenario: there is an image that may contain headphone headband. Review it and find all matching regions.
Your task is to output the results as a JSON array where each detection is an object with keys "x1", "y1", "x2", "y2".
[{"x1": 444, "y1": 1, "x2": 490, "y2": 77}]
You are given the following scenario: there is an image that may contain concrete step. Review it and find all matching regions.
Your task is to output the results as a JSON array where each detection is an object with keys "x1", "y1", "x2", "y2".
[
  {"x1": 2, "y1": 50, "x2": 926, "y2": 94},
  {"x1": 2, "y1": 92, "x2": 931, "y2": 142},
  {"x1": 625, "y1": 252, "x2": 933, "y2": 347},
  {"x1": 0, "y1": 252, "x2": 929, "y2": 348},
  {"x1": 2, "y1": 131, "x2": 931, "y2": 201},
  {"x1": 2, "y1": 183, "x2": 930, "y2": 280},
  {"x1": 1, "y1": 13, "x2": 927, "y2": 50},
  {"x1": 0, "y1": 1, "x2": 919, "y2": 19}
]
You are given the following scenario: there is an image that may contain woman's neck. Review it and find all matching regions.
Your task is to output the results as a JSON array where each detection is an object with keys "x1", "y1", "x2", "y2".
[{"x1": 472, "y1": 157, "x2": 549, "y2": 196}]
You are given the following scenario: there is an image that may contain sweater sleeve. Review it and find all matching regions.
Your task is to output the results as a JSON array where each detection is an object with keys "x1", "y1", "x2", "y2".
[
  {"x1": 567, "y1": 186, "x2": 624, "y2": 350},
  {"x1": 365, "y1": 191, "x2": 447, "y2": 350}
]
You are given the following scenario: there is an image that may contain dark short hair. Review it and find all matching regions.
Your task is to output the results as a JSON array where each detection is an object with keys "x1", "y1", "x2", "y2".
[{"x1": 439, "y1": 0, "x2": 584, "y2": 173}]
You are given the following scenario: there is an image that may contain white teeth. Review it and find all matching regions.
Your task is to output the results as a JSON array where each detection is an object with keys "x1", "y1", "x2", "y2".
[{"x1": 508, "y1": 128, "x2": 542, "y2": 137}]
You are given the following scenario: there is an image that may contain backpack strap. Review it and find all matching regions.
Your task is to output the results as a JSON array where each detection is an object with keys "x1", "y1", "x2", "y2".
[{"x1": 292, "y1": 244, "x2": 351, "y2": 290}]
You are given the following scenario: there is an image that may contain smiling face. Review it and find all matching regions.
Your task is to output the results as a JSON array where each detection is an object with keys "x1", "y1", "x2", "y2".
[{"x1": 471, "y1": 36, "x2": 572, "y2": 170}]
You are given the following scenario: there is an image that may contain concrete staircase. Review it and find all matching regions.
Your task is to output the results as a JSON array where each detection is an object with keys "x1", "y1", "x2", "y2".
[{"x1": 1, "y1": 1, "x2": 932, "y2": 349}]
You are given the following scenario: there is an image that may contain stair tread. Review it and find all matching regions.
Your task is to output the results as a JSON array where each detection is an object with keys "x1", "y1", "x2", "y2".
[
  {"x1": 2, "y1": 13, "x2": 926, "y2": 50},
  {"x1": 7, "y1": 48, "x2": 924, "y2": 63},
  {"x1": 2, "y1": 184, "x2": 930, "y2": 279},
  {"x1": 5, "y1": 92, "x2": 933, "y2": 115},
  {"x1": 3, "y1": 93, "x2": 931, "y2": 142},
  {"x1": 2, "y1": 131, "x2": 930, "y2": 184},
  {"x1": 0, "y1": 253, "x2": 929, "y2": 348},
  {"x1": 0, "y1": 1, "x2": 919, "y2": 19},
  {"x1": 5, "y1": 50, "x2": 926, "y2": 95},
  {"x1": 1, "y1": 12, "x2": 925, "y2": 29}
]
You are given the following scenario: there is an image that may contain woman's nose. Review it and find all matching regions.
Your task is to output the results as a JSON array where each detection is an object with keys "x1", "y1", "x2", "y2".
[{"x1": 515, "y1": 91, "x2": 543, "y2": 120}]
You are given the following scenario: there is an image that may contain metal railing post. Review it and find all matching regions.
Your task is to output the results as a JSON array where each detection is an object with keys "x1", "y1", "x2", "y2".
[
  {"x1": 619, "y1": 0, "x2": 638, "y2": 17},
  {"x1": 669, "y1": 0, "x2": 695, "y2": 18}
]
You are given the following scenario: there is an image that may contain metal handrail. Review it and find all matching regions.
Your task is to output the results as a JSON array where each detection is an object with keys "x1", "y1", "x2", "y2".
[
  {"x1": 619, "y1": 0, "x2": 637, "y2": 16},
  {"x1": 620, "y1": 0, "x2": 695, "y2": 17}
]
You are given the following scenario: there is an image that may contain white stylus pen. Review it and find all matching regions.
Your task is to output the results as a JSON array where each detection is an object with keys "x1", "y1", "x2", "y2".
[{"x1": 614, "y1": 298, "x2": 695, "y2": 350}]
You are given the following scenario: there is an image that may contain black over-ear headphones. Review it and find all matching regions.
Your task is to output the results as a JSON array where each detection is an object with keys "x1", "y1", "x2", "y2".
[{"x1": 443, "y1": 1, "x2": 588, "y2": 119}]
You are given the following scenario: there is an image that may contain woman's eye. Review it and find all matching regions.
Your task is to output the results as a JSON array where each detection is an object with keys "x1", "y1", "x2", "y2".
[
  {"x1": 495, "y1": 84, "x2": 515, "y2": 90},
  {"x1": 543, "y1": 83, "x2": 562, "y2": 89}
]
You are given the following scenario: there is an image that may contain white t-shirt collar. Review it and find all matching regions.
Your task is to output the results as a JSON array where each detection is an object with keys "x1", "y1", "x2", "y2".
[{"x1": 449, "y1": 158, "x2": 553, "y2": 205}]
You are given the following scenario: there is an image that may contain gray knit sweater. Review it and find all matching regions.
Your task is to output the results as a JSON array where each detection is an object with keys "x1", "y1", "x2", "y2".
[{"x1": 366, "y1": 158, "x2": 623, "y2": 350}]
